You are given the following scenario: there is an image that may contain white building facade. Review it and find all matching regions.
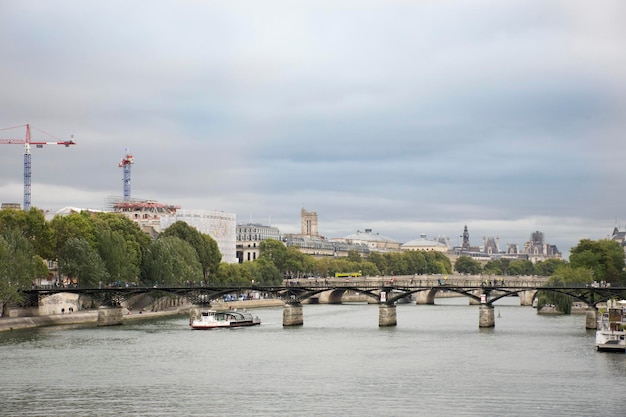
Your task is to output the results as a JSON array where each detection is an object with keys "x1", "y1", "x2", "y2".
[{"x1": 161, "y1": 209, "x2": 237, "y2": 264}]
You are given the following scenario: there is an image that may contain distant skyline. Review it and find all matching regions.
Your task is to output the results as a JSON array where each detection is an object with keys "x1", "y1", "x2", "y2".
[{"x1": 2, "y1": 1, "x2": 626, "y2": 260}]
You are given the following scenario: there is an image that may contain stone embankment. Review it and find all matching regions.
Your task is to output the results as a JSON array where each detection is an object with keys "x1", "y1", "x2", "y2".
[{"x1": 0, "y1": 299, "x2": 284, "y2": 333}]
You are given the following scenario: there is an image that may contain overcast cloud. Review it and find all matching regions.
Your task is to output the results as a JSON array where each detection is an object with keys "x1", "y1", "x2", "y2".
[{"x1": 1, "y1": 0, "x2": 625, "y2": 258}]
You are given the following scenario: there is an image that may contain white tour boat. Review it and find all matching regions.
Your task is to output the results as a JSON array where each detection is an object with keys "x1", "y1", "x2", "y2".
[
  {"x1": 190, "y1": 309, "x2": 261, "y2": 330},
  {"x1": 595, "y1": 299, "x2": 626, "y2": 352}
]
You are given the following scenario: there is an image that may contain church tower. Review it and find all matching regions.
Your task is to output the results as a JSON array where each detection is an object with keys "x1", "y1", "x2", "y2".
[
  {"x1": 301, "y1": 208, "x2": 319, "y2": 237},
  {"x1": 461, "y1": 225, "x2": 470, "y2": 250}
]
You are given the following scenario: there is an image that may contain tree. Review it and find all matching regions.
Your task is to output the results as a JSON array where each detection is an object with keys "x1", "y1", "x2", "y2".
[
  {"x1": 141, "y1": 236, "x2": 202, "y2": 286},
  {"x1": 215, "y1": 263, "x2": 252, "y2": 285},
  {"x1": 366, "y1": 252, "x2": 387, "y2": 275},
  {"x1": 425, "y1": 252, "x2": 452, "y2": 274},
  {"x1": 536, "y1": 264, "x2": 594, "y2": 314},
  {"x1": 0, "y1": 228, "x2": 41, "y2": 305},
  {"x1": 403, "y1": 251, "x2": 427, "y2": 275},
  {"x1": 259, "y1": 239, "x2": 289, "y2": 273},
  {"x1": 0, "y1": 207, "x2": 55, "y2": 260},
  {"x1": 483, "y1": 259, "x2": 511, "y2": 275},
  {"x1": 570, "y1": 239, "x2": 625, "y2": 284},
  {"x1": 49, "y1": 211, "x2": 97, "y2": 256},
  {"x1": 454, "y1": 255, "x2": 482, "y2": 275},
  {"x1": 507, "y1": 260, "x2": 534, "y2": 276},
  {"x1": 255, "y1": 258, "x2": 283, "y2": 285},
  {"x1": 95, "y1": 227, "x2": 138, "y2": 284},
  {"x1": 534, "y1": 258, "x2": 567, "y2": 277},
  {"x1": 58, "y1": 237, "x2": 109, "y2": 287},
  {"x1": 347, "y1": 250, "x2": 362, "y2": 263},
  {"x1": 160, "y1": 221, "x2": 221, "y2": 279},
  {"x1": 91, "y1": 212, "x2": 151, "y2": 276}
]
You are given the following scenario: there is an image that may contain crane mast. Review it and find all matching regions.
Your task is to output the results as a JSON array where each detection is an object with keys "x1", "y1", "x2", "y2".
[
  {"x1": 118, "y1": 149, "x2": 134, "y2": 201},
  {"x1": 0, "y1": 124, "x2": 76, "y2": 210}
]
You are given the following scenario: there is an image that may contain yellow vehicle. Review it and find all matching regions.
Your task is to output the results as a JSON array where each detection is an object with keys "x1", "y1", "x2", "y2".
[{"x1": 334, "y1": 272, "x2": 362, "y2": 278}]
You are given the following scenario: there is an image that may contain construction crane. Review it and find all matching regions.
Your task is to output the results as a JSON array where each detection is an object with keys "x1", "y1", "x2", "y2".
[
  {"x1": 118, "y1": 148, "x2": 134, "y2": 201},
  {"x1": 0, "y1": 123, "x2": 76, "y2": 211}
]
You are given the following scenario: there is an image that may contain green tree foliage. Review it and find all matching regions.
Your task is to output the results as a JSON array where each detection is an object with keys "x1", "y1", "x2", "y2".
[
  {"x1": 49, "y1": 211, "x2": 98, "y2": 262},
  {"x1": 533, "y1": 258, "x2": 566, "y2": 277},
  {"x1": 347, "y1": 250, "x2": 362, "y2": 263},
  {"x1": 95, "y1": 227, "x2": 137, "y2": 284},
  {"x1": 91, "y1": 212, "x2": 150, "y2": 275},
  {"x1": 215, "y1": 263, "x2": 252, "y2": 285},
  {"x1": 259, "y1": 239, "x2": 289, "y2": 273},
  {"x1": 366, "y1": 252, "x2": 387, "y2": 275},
  {"x1": 483, "y1": 258, "x2": 512, "y2": 275},
  {"x1": 0, "y1": 208, "x2": 55, "y2": 260},
  {"x1": 0, "y1": 229, "x2": 41, "y2": 304},
  {"x1": 536, "y1": 264, "x2": 595, "y2": 314},
  {"x1": 58, "y1": 237, "x2": 109, "y2": 287},
  {"x1": 160, "y1": 221, "x2": 221, "y2": 279},
  {"x1": 424, "y1": 252, "x2": 453, "y2": 274},
  {"x1": 507, "y1": 260, "x2": 534, "y2": 276},
  {"x1": 141, "y1": 236, "x2": 202, "y2": 286},
  {"x1": 569, "y1": 239, "x2": 625, "y2": 284},
  {"x1": 454, "y1": 255, "x2": 483, "y2": 275},
  {"x1": 244, "y1": 258, "x2": 282, "y2": 285}
]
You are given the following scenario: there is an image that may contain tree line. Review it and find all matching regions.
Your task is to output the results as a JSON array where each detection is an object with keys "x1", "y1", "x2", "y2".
[
  {"x1": 454, "y1": 239, "x2": 626, "y2": 313},
  {"x1": 1, "y1": 207, "x2": 624, "y2": 315}
]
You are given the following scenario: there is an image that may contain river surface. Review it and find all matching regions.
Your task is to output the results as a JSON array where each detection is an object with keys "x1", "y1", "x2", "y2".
[{"x1": 1, "y1": 297, "x2": 625, "y2": 417}]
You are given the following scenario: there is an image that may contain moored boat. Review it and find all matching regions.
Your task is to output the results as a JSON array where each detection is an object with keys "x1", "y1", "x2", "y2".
[
  {"x1": 190, "y1": 309, "x2": 261, "y2": 330},
  {"x1": 595, "y1": 299, "x2": 626, "y2": 352}
]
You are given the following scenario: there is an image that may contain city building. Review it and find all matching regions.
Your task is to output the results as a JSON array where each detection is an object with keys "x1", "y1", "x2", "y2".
[
  {"x1": 341, "y1": 229, "x2": 400, "y2": 252},
  {"x1": 160, "y1": 209, "x2": 237, "y2": 264},
  {"x1": 300, "y1": 208, "x2": 319, "y2": 237},
  {"x1": 236, "y1": 223, "x2": 281, "y2": 263},
  {"x1": 522, "y1": 231, "x2": 561, "y2": 263},
  {"x1": 610, "y1": 226, "x2": 626, "y2": 256},
  {"x1": 111, "y1": 199, "x2": 179, "y2": 236},
  {"x1": 401, "y1": 234, "x2": 448, "y2": 252},
  {"x1": 283, "y1": 208, "x2": 370, "y2": 258}
]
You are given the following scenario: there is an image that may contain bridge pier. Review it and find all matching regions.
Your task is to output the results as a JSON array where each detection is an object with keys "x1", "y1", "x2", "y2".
[
  {"x1": 585, "y1": 307, "x2": 597, "y2": 330},
  {"x1": 97, "y1": 306, "x2": 123, "y2": 326},
  {"x1": 283, "y1": 303, "x2": 303, "y2": 326},
  {"x1": 518, "y1": 290, "x2": 537, "y2": 306},
  {"x1": 469, "y1": 290, "x2": 481, "y2": 305},
  {"x1": 479, "y1": 304, "x2": 495, "y2": 328},
  {"x1": 414, "y1": 290, "x2": 434, "y2": 305},
  {"x1": 379, "y1": 304, "x2": 397, "y2": 327}
]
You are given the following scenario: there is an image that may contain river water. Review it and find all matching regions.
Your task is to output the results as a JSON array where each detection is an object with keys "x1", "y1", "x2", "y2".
[{"x1": 1, "y1": 297, "x2": 625, "y2": 417}]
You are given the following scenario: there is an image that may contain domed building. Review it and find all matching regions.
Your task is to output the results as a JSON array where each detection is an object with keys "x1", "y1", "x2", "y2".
[
  {"x1": 401, "y1": 234, "x2": 449, "y2": 252},
  {"x1": 342, "y1": 229, "x2": 400, "y2": 252}
]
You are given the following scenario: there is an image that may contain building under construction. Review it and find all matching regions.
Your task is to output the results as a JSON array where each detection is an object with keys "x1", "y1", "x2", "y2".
[
  {"x1": 160, "y1": 209, "x2": 237, "y2": 264},
  {"x1": 106, "y1": 197, "x2": 180, "y2": 236}
]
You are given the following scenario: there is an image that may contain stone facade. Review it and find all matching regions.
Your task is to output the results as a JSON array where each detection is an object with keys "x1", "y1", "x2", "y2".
[
  {"x1": 300, "y1": 208, "x2": 319, "y2": 237},
  {"x1": 236, "y1": 223, "x2": 281, "y2": 263}
]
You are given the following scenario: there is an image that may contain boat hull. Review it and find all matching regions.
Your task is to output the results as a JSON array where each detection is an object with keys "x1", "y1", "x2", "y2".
[
  {"x1": 191, "y1": 320, "x2": 261, "y2": 330},
  {"x1": 595, "y1": 332, "x2": 626, "y2": 352},
  {"x1": 190, "y1": 309, "x2": 261, "y2": 330},
  {"x1": 595, "y1": 301, "x2": 626, "y2": 352}
]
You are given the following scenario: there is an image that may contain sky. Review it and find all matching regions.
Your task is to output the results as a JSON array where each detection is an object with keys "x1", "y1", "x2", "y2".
[{"x1": 1, "y1": 1, "x2": 625, "y2": 259}]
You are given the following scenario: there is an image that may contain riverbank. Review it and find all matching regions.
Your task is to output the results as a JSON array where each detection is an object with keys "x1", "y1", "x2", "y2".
[{"x1": 0, "y1": 298, "x2": 285, "y2": 332}]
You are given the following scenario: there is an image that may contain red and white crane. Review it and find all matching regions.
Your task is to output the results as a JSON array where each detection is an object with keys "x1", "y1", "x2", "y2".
[{"x1": 0, "y1": 123, "x2": 76, "y2": 211}]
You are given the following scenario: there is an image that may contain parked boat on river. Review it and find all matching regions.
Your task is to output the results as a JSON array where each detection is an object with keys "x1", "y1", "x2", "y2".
[
  {"x1": 595, "y1": 300, "x2": 626, "y2": 352},
  {"x1": 190, "y1": 309, "x2": 261, "y2": 330}
]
